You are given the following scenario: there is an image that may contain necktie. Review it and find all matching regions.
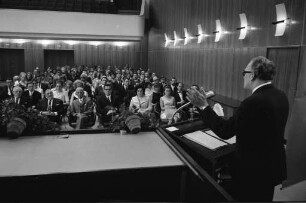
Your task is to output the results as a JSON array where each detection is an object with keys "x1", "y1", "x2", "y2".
[
  {"x1": 48, "y1": 100, "x2": 51, "y2": 111},
  {"x1": 108, "y1": 96, "x2": 111, "y2": 103},
  {"x1": 80, "y1": 99, "x2": 84, "y2": 112}
]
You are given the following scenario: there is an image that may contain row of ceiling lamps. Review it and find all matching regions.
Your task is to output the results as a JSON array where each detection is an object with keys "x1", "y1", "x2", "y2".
[
  {"x1": 0, "y1": 39, "x2": 130, "y2": 47},
  {"x1": 164, "y1": 3, "x2": 295, "y2": 47}
]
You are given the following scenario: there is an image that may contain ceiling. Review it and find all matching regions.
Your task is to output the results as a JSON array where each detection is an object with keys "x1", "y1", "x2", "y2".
[{"x1": 0, "y1": 0, "x2": 141, "y2": 14}]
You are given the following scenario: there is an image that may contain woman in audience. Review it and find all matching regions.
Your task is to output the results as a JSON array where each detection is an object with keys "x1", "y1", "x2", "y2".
[
  {"x1": 145, "y1": 82, "x2": 153, "y2": 97},
  {"x1": 26, "y1": 72, "x2": 33, "y2": 82},
  {"x1": 160, "y1": 85, "x2": 180, "y2": 124},
  {"x1": 129, "y1": 85, "x2": 152, "y2": 116},
  {"x1": 19, "y1": 72, "x2": 27, "y2": 90},
  {"x1": 70, "y1": 80, "x2": 88, "y2": 105},
  {"x1": 52, "y1": 80, "x2": 69, "y2": 105}
]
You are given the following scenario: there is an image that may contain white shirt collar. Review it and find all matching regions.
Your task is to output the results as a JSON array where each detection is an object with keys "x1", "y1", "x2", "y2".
[{"x1": 252, "y1": 81, "x2": 272, "y2": 94}]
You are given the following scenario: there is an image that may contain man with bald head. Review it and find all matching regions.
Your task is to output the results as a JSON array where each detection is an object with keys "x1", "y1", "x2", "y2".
[
  {"x1": 187, "y1": 56, "x2": 289, "y2": 201},
  {"x1": 36, "y1": 89, "x2": 64, "y2": 124},
  {"x1": 67, "y1": 87, "x2": 94, "y2": 129}
]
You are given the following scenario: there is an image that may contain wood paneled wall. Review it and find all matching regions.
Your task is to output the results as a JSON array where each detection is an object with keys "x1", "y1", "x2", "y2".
[
  {"x1": 0, "y1": 40, "x2": 147, "y2": 75},
  {"x1": 148, "y1": 0, "x2": 306, "y2": 101}
]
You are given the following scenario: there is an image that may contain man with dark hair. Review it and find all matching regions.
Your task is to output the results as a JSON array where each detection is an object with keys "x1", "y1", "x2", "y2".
[
  {"x1": 21, "y1": 82, "x2": 42, "y2": 109},
  {"x1": 67, "y1": 87, "x2": 94, "y2": 129},
  {"x1": 187, "y1": 56, "x2": 289, "y2": 201},
  {"x1": 170, "y1": 77, "x2": 178, "y2": 96},
  {"x1": 96, "y1": 83, "x2": 120, "y2": 124},
  {"x1": 175, "y1": 82, "x2": 187, "y2": 108},
  {"x1": 0, "y1": 79, "x2": 14, "y2": 100},
  {"x1": 80, "y1": 73, "x2": 93, "y2": 98},
  {"x1": 94, "y1": 76, "x2": 107, "y2": 101},
  {"x1": 37, "y1": 89, "x2": 64, "y2": 124}
]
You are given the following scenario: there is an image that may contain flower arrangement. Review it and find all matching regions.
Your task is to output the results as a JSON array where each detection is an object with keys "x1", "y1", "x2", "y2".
[
  {"x1": 0, "y1": 100, "x2": 58, "y2": 138},
  {"x1": 110, "y1": 104, "x2": 158, "y2": 134}
]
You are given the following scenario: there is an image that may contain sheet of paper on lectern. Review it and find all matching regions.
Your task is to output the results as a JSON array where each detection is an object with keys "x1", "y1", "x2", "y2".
[
  {"x1": 225, "y1": 136, "x2": 236, "y2": 144},
  {"x1": 183, "y1": 130, "x2": 227, "y2": 150},
  {"x1": 205, "y1": 130, "x2": 236, "y2": 144},
  {"x1": 166, "y1": 126, "x2": 179, "y2": 132}
]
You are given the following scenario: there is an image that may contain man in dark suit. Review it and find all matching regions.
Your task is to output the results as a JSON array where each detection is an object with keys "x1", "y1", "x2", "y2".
[
  {"x1": 9, "y1": 86, "x2": 27, "y2": 107},
  {"x1": 67, "y1": 87, "x2": 94, "y2": 129},
  {"x1": 80, "y1": 73, "x2": 93, "y2": 99},
  {"x1": 21, "y1": 82, "x2": 41, "y2": 109},
  {"x1": 118, "y1": 78, "x2": 135, "y2": 107},
  {"x1": 96, "y1": 83, "x2": 121, "y2": 123},
  {"x1": 170, "y1": 77, "x2": 178, "y2": 96},
  {"x1": 36, "y1": 89, "x2": 64, "y2": 124},
  {"x1": 187, "y1": 56, "x2": 289, "y2": 201},
  {"x1": 0, "y1": 79, "x2": 14, "y2": 101},
  {"x1": 174, "y1": 82, "x2": 187, "y2": 108},
  {"x1": 94, "y1": 76, "x2": 107, "y2": 101}
]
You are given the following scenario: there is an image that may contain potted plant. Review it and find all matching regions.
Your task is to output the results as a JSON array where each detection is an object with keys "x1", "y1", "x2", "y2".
[{"x1": 0, "y1": 100, "x2": 58, "y2": 139}]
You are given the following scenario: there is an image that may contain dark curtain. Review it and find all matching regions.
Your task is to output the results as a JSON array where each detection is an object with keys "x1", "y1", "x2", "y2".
[
  {"x1": 44, "y1": 50, "x2": 74, "y2": 69},
  {"x1": 0, "y1": 49, "x2": 25, "y2": 81}
]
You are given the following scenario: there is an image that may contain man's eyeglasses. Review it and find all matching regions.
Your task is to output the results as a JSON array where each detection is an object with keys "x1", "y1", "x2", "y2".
[
  {"x1": 242, "y1": 70, "x2": 253, "y2": 76},
  {"x1": 104, "y1": 89, "x2": 112, "y2": 91}
]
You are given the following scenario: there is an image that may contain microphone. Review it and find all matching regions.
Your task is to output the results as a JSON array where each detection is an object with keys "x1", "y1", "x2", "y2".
[{"x1": 170, "y1": 90, "x2": 215, "y2": 123}]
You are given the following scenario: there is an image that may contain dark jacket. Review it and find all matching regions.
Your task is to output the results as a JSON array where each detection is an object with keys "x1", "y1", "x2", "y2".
[
  {"x1": 36, "y1": 98, "x2": 64, "y2": 123},
  {"x1": 96, "y1": 93, "x2": 121, "y2": 122},
  {"x1": 0, "y1": 85, "x2": 13, "y2": 100},
  {"x1": 21, "y1": 90, "x2": 41, "y2": 108},
  {"x1": 200, "y1": 84, "x2": 289, "y2": 186},
  {"x1": 174, "y1": 90, "x2": 187, "y2": 107}
]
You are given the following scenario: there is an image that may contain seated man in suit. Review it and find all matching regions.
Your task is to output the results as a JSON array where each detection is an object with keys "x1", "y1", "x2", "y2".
[
  {"x1": 67, "y1": 87, "x2": 94, "y2": 129},
  {"x1": 96, "y1": 83, "x2": 121, "y2": 124},
  {"x1": 94, "y1": 76, "x2": 107, "y2": 101},
  {"x1": 175, "y1": 82, "x2": 187, "y2": 108},
  {"x1": 0, "y1": 79, "x2": 14, "y2": 101},
  {"x1": 36, "y1": 89, "x2": 64, "y2": 124},
  {"x1": 9, "y1": 86, "x2": 27, "y2": 107},
  {"x1": 120, "y1": 78, "x2": 135, "y2": 107},
  {"x1": 170, "y1": 77, "x2": 178, "y2": 96},
  {"x1": 21, "y1": 82, "x2": 42, "y2": 109}
]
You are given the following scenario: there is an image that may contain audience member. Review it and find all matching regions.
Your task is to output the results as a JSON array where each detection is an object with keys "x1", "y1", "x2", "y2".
[
  {"x1": 67, "y1": 87, "x2": 95, "y2": 129},
  {"x1": 160, "y1": 85, "x2": 180, "y2": 124},
  {"x1": 129, "y1": 86, "x2": 152, "y2": 116},
  {"x1": 21, "y1": 82, "x2": 41, "y2": 109},
  {"x1": 11, "y1": 86, "x2": 26, "y2": 107},
  {"x1": 52, "y1": 81, "x2": 69, "y2": 105},
  {"x1": 0, "y1": 79, "x2": 14, "y2": 100},
  {"x1": 96, "y1": 83, "x2": 120, "y2": 123},
  {"x1": 37, "y1": 89, "x2": 64, "y2": 124}
]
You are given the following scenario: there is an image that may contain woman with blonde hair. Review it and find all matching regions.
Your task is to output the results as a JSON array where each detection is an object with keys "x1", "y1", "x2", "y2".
[{"x1": 70, "y1": 80, "x2": 88, "y2": 105}]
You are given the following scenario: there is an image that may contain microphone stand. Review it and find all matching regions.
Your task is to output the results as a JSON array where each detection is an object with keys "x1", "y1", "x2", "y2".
[{"x1": 170, "y1": 101, "x2": 191, "y2": 124}]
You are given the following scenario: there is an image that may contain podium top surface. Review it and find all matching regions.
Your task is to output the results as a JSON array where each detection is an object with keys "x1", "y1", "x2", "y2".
[{"x1": 0, "y1": 132, "x2": 184, "y2": 177}]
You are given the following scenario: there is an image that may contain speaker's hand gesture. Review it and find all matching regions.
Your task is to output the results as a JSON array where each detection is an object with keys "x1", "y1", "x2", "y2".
[{"x1": 186, "y1": 88, "x2": 208, "y2": 109}]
